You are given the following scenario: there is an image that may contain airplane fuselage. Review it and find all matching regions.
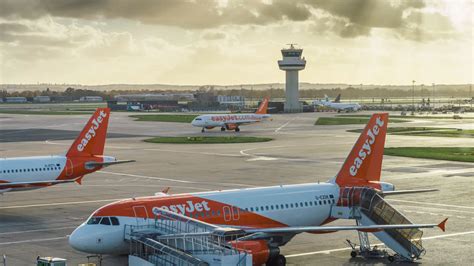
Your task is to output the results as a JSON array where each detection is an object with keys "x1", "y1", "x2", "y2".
[
  {"x1": 69, "y1": 182, "x2": 340, "y2": 254},
  {"x1": 191, "y1": 113, "x2": 271, "y2": 128}
]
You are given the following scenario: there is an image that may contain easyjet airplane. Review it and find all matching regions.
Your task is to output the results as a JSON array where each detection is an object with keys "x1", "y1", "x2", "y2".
[
  {"x1": 191, "y1": 97, "x2": 271, "y2": 132},
  {"x1": 0, "y1": 108, "x2": 132, "y2": 193},
  {"x1": 69, "y1": 113, "x2": 446, "y2": 265}
]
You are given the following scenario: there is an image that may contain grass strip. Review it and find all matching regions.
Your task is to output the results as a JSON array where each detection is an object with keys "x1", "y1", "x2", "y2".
[
  {"x1": 384, "y1": 147, "x2": 474, "y2": 163},
  {"x1": 130, "y1": 114, "x2": 198, "y2": 123},
  {"x1": 144, "y1": 136, "x2": 273, "y2": 144},
  {"x1": 348, "y1": 127, "x2": 474, "y2": 138}
]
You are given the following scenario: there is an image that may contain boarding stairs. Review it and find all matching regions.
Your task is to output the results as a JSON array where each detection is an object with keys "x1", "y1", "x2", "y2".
[
  {"x1": 125, "y1": 208, "x2": 251, "y2": 266},
  {"x1": 332, "y1": 187, "x2": 425, "y2": 261}
]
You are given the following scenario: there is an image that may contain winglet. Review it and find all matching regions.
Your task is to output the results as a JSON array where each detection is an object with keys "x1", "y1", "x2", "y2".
[
  {"x1": 75, "y1": 176, "x2": 84, "y2": 185},
  {"x1": 438, "y1": 218, "x2": 448, "y2": 232}
]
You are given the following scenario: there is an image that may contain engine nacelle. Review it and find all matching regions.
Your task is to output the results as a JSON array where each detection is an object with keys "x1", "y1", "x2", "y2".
[
  {"x1": 379, "y1": 182, "x2": 395, "y2": 192},
  {"x1": 229, "y1": 240, "x2": 279, "y2": 265},
  {"x1": 225, "y1": 123, "x2": 238, "y2": 130}
]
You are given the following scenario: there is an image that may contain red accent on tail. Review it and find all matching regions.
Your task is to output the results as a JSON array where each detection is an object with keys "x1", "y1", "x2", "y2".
[
  {"x1": 255, "y1": 97, "x2": 269, "y2": 114},
  {"x1": 438, "y1": 218, "x2": 448, "y2": 232},
  {"x1": 66, "y1": 108, "x2": 110, "y2": 157},
  {"x1": 335, "y1": 113, "x2": 388, "y2": 188}
]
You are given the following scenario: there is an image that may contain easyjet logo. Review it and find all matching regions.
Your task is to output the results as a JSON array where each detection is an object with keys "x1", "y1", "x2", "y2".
[
  {"x1": 349, "y1": 116, "x2": 385, "y2": 176},
  {"x1": 211, "y1": 114, "x2": 260, "y2": 122},
  {"x1": 155, "y1": 200, "x2": 210, "y2": 214},
  {"x1": 77, "y1": 110, "x2": 107, "y2": 152}
]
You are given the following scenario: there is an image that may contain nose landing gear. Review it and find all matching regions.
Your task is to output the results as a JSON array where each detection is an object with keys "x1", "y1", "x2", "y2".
[
  {"x1": 201, "y1": 128, "x2": 205, "y2": 133},
  {"x1": 221, "y1": 127, "x2": 226, "y2": 131},
  {"x1": 266, "y1": 254, "x2": 286, "y2": 266}
]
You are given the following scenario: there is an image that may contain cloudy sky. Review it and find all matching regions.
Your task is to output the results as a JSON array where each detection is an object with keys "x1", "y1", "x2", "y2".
[{"x1": 0, "y1": 0, "x2": 472, "y2": 85}]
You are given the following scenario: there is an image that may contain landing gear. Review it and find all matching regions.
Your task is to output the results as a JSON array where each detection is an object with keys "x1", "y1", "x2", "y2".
[
  {"x1": 267, "y1": 254, "x2": 286, "y2": 266},
  {"x1": 235, "y1": 127, "x2": 240, "y2": 132},
  {"x1": 201, "y1": 128, "x2": 205, "y2": 133},
  {"x1": 346, "y1": 238, "x2": 391, "y2": 261},
  {"x1": 221, "y1": 127, "x2": 225, "y2": 131}
]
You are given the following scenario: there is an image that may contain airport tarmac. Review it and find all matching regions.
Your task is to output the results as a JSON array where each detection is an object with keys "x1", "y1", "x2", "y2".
[{"x1": 0, "y1": 111, "x2": 473, "y2": 265}]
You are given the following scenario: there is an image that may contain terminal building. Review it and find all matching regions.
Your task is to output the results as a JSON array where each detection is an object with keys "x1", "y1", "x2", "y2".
[{"x1": 278, "y1": 44, "x2": 306, "y2": 113}]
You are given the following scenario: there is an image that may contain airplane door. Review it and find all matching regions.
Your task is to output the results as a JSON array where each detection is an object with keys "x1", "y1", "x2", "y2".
[
  {"x1": 133, "y1": 205, "x2": 149, "y2": 225},
  {"x1": 65, "y1": 159, "x2": 73, "y2": 176},
  {"x1": 223, "y1": 206, "x2": 231, "y2": 222},
  {"x1": 232, "y1": 206, "x2": 240, "y2": 221}
]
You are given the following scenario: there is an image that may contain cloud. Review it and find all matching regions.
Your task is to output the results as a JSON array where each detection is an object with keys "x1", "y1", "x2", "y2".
[{"x1": 0, "y1": 1, "x2": 424, "y2": 31}]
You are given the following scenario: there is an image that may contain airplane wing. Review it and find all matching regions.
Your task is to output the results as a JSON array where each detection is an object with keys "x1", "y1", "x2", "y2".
[
  {"x1": 244, "y1": 219, "x2": 447, "y2": 235},
  {"x1": 85, "y1": 160, "x2": 135, "y2": 168},
  {"x1": 0, "y1": 178, "x2": 80, "y2": 188},
  {"x1": 383, "y1": 188, "x2": 439, "y2": 196}
]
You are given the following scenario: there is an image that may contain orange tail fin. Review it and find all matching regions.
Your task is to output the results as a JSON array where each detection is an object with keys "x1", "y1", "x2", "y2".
[
  {"x1": 66, "y1": 108, "x2": 110, "y2": 157},
  {"x1": 255, "y1": 97, "x2": 269, "y2": 114},
  {"x1": 335, "y1": 113, "x2": 388, "y2": 187}
]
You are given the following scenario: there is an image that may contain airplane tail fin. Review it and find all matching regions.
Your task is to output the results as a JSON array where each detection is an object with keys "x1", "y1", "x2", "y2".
[
  {"x1": 66, "y1": 108, "x2": 110, "y2": 157},
  {"x1": 333, "y1": 94, "x2": 341, "y2": 103},
  {"x1": 255, "y1": 97, "x2": 269, "y2": 114},
  {"x1": 334, "y1": 113, "x2": 388, "y2": 188}
]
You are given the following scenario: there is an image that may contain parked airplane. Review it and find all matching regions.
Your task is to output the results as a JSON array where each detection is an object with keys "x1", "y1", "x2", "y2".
[
  {"x1": 69, "y1": 113, "x2": 446, "y2": 265},
  {"x1": 313, "y1": 94, "x2": 361, "y2": 112},
  {"x1": 191, "y1": 97, "x2": 271, "y2": 132},
  {"x1": 0, "y1": 108, "x2": 133, "y2": 193}
]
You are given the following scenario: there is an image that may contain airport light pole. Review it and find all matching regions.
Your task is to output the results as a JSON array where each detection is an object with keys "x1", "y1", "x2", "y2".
[
  {"x1": 412, "y1": 80, "x2": 416, "y2": 113},
  {"x1": 432, "y1": 83, "x2": 435, "y2": 109}
]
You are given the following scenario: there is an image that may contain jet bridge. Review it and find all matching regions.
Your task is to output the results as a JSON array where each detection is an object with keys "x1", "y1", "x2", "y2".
[
  {"x1": 332, "y1": 187, "x2": 425, "y2": 261},
  {"x1": 125, "y1": 208, "x2": 252, "y2": 266}
]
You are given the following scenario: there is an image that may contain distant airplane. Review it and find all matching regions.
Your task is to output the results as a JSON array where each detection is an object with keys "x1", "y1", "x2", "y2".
[
  {"x1": 313, "y1": 94, "x2": 361, "y2": 112},
  {"x1": 0, "y1": 108, "x2": 133, "y2": 193},
  {"x1": 191, "y1": 97, "x2": 271, "y2": 132},
  {"x1": 69, "y1": 113, "x2": 446, "y2": 265}
]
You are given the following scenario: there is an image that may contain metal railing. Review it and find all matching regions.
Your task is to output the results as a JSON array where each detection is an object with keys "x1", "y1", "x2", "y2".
[
  {"x1": 339, "y1": 187, "x2": 425, "y2": 258},
  {"x1": 127, "y1": 208, "x2": 250, "y2": 265}
]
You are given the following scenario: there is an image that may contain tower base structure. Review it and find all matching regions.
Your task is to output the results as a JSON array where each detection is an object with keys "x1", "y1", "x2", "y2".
[{"x1": 284, "y1": 70, "x2": 303, "y2": 113}]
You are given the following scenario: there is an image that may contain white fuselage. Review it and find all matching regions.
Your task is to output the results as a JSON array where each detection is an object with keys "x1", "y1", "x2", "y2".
[
  {"x1": 314, "y1": 101, "x2": 361, "y2": 111},
  {"x1": 69, "y1": 182, "x2": 340, "y2": 254},
  {"x1": 191, "y1": 114, "x2": 271, "y2": 128},
  {"x1": 0, "y1": 156, "x2": 68, "y2": 192}
]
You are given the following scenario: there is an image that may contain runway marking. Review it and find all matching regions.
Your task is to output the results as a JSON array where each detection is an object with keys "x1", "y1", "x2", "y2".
[
  {"x1": 274, "y1": 118, "x2": 296, "y2": 133},
  {"x1": 82, "y1": 184, "x2": 212, "y2": 191},
  {"x1": 395, "y1": 204, "x2": 474, "y2": 214},
  {"x1": 98, "y1": 170, "x2": 255, "y2": 188},
  {"x1": 387, "y1": 199, "x2": 474, "y2": 210},
  {"x1": 0, "y1": 198, "x2": 122, "y2": 210},
  {"x1": 286, "y1": 230, "x2": 474, "y2": 258},
  {"x1": 0, "y1": 236, "x2": 67, "y2": 245},
  {"x1": 0, "y1": 226, "x2": 78, "y2": 235}
]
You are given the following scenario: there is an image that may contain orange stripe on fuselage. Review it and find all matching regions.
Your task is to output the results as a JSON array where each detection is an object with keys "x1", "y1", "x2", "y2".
[{"x1": 93, "y1": 195, "x2": 287, "y2": 229}]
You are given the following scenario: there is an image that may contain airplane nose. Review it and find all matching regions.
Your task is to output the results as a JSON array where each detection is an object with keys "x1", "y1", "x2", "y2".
[{"x1": 69, "y1": 225, "x2": 92, "y2": 253}]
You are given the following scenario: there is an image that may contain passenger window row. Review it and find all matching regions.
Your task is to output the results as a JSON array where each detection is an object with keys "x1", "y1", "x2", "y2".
[
  {"x1": 244, "y1": 199, "x2": 336, "y2": 213},
  {"x1": 186, "y1": 210, "x2": 222, "y2": 219},
  {"x1": 87, "y1": 216, "x2": 120, "y2": 226},
  {"x1": 1, "y1": 166, "x2": 61, "y2": 174}
]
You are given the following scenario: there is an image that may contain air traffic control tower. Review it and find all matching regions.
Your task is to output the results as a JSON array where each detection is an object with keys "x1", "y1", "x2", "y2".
[{"x1": 278, "y1": 44, "x2": 306, "y2": 112}]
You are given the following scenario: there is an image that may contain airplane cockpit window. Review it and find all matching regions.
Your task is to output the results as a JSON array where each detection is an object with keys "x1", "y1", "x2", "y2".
[
  {"x1": 87, "y1": 217, "x2": 101, "y2": 225},
  {"x1": 110, "y1": 217, "x2": 120, "y2": 225},
  {"x1": 195, "y1": 118, "x2": 202, "y2": 120},
  {"x1": 100, "y1": 217, "x2": 111, "y2": 225}
]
